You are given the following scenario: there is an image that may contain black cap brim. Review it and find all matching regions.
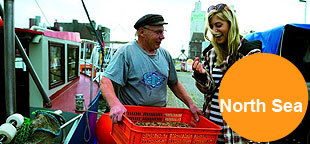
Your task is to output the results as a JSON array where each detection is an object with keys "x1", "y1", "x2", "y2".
[{"x1": 149, "y1": 21, "x2": 168, "y2": 26}]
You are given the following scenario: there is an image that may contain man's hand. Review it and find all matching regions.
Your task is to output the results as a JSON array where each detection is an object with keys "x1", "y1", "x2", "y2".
[
  {"x1": 109, "y1": 103, "x2": 127, "y2": 123},
  {"x1": 189, "y1": 104, "x2": 203, "y2": 122},
  {"x1": 192, "y1": 57, "x2": 206, "y2": 74}
]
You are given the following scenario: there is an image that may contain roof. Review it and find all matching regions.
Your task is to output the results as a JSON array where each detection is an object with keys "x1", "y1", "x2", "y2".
[
  {"x1": 190, "y1": 32, "x2": 205, "y2": 41},
  {"x1": 16, "y1": 28, "x2": 43, "y2": 35},
  {"x1": 1, "y1": 18, "x2": 43, "y2": 35},
  {"x1": 43, "y1": 31, "x2": 81, "y2": 43},
  {"x1": 1, "y1": 18, "x2": 81, "y2": 42}
]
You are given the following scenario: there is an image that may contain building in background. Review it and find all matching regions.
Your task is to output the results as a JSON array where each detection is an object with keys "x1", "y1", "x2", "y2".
[
  {"x1": 187, "y1": 2, "x2": 237, "y2": 59},
  {"x1": 188, "y1": 0, "x2": 206, "y2": 59},
  {"x1": 56, "y1": 19, "x2": 110, "y2": 43},
  {"x1": 189, "y1": 33, "x2": 205, "y2": 59},
  {"x1": 189, "y1": 0, "x2": 205, "y2": 40},
  {"x1": 29, "y1": 16, "x2": 41, "y2": 28},
  {"x1": 28, "y1": 17, "x2": 111, "y2": 44},
  {"x1": 97, "y1": 25, "x2": 110, "y2": 47}
]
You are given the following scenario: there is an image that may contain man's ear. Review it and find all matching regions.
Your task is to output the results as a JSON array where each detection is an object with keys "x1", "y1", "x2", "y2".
[{"x1": 138, "y1": 28, "x2": 145, "y2": 37}]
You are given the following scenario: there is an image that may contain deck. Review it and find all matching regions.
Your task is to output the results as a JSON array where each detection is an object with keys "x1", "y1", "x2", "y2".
[{"x1": 48, "y1": 73, "x2": 100, "y2": 113}]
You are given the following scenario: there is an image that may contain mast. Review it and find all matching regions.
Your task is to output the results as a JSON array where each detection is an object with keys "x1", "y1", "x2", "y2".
[{"x1": 4, "y1": 0, "x2": 16, "y2": 116}]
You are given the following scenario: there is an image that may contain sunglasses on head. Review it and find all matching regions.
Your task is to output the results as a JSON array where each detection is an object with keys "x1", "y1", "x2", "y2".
[{"x1": 207, "y1": 3, "x2": 228, "y2": 13}]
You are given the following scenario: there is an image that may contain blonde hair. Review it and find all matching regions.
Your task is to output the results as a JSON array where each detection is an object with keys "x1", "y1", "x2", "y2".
[{"x1": 205, "y1": 6, "x2": 240, "y2": 66}]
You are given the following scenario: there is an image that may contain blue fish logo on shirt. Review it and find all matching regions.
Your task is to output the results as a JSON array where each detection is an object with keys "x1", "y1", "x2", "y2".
[{"x1": 140, "y1": 71, "x2": 167, "y2": 89}]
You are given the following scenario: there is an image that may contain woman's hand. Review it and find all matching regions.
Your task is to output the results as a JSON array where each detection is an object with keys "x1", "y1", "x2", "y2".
[{"x1": 192, "y1": 57, "x2": 206, "y2": 74}]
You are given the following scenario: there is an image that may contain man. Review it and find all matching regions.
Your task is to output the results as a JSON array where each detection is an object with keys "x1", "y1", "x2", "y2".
[{"x1": 100, "y1": 14, "x2": 202, "y2": 123}]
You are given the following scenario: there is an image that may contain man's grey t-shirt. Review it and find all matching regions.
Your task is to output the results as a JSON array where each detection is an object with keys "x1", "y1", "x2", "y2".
[{"x1": 103, "y1": 41, "x2": 178, "y2": 107}]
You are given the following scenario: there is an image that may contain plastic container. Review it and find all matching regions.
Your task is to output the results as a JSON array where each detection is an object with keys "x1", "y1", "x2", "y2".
[{"x1": 111, "y1": 105, "x2": 221, "y2": 144}]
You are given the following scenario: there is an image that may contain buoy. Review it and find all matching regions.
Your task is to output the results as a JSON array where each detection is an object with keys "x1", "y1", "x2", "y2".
[
  {"x1": 0, "y1": 123, "x2": 17, "y2": 144},
  {"x1": 0, "y1": 113, "x2": 24, "y2": 143},
  {"x1": 6, "y1": 113, "x2": 24, "y2": 128},
  {"x1": 0, "y1": 18, "x2": 3, "y2": 27},
  {"x1": 96, "y1": 113, "x2": 116, "y2": 144}
]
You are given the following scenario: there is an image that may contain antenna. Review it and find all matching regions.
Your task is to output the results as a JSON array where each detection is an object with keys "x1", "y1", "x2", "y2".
[{"x1": 34, "y1": 0, "x2": 51, "y2": 27}]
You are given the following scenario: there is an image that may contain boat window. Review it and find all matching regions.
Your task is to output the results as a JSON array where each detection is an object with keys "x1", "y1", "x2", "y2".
[
  {"x1": 49, "y1": 41, "x2": 65, "y2": 89},
  {"x1": 68, "y1": 44, "x2": 79, "y2": 81}
]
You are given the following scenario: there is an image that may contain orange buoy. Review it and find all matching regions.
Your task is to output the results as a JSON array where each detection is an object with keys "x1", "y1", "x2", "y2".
[
  {"x1": 0, "y1": 18, "x2": 3, "y2": 27},
  {"x1": 96, "y1": 113, "x2": 116, "y2": 144}
]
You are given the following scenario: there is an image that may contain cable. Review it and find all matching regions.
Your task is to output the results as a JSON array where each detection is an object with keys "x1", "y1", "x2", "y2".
[
  {"x1": 75, "y1": 110, "x2": 109, "y2": 116},
  {"x1": 33, "y1": 0, "x2": 51, "y2": 27},
  {"x1": 80, "y1": 0, "x2": 105, "y2": 73}
]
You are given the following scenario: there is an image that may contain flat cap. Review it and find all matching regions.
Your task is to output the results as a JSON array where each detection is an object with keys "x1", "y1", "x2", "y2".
[{"x1": 134, "y1": 14, "x2": 168, "y2": 30}]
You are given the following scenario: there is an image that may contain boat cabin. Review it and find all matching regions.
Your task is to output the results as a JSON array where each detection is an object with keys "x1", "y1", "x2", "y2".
[
  {"x1": 0, "y1": 23, "x2": 101, "y2": 122},
  {"x1": 28, "y1": 30, "x2": 81, "y2": 107}
]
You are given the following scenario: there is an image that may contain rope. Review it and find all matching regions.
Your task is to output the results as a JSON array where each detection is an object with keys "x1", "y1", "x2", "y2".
[
  {"x1": 11, "y1": 117, "x2": 32, "y2": 144},
  {"x1": 77, "y1": 110, "x2": 109, "y2": 116},
  {"x1": 83, "y1": 100, "x2": 91, "y2": 142},
  {"x1": 74, "y1": 94, "x2": 91, "y2": 142},
  {"x1": 33, "y1": 0, "x2": 52, "y2": 27},
  {"x1": 80, "y1": 0, "x2": 105, "y2": 73}
]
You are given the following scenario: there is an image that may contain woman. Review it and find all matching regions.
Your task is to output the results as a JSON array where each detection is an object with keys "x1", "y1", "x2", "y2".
[{"x1": 192, "y1": 3, "x2": 262, "y2": 144}]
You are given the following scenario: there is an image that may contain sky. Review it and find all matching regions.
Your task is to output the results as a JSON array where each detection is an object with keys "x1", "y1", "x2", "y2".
[{"x1": 0, "y1": 0, "x2": 309, "y2": 58}]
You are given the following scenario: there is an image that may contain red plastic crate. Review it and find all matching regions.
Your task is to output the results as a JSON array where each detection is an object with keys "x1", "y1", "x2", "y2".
[{"x1": 111, "y1": 105, "x2": 222, "y2": 144}]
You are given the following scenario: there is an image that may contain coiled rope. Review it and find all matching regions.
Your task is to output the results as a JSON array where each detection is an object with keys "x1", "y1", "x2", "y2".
[{"x1": 11, "y1": 117, "x2": 32, "y2": 144}]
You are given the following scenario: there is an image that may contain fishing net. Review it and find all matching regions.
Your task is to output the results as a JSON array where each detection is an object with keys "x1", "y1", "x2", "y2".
[
  {"x1": 10, "y1": 117, "x2": 32, "y2": 144},
  {"x1": 8, "y1": 110, "x2": 65, "y2": 143}
]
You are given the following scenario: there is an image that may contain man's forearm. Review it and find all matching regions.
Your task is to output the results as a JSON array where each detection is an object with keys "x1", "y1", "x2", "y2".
[
  {"x1": 169, "y1": 81, "x2": 195, "y2": 108},
  {"x1": 99, "y1": 77, "x2": 122, "y2": 108},
  {"x1": 170, "y1": 81, "x2": 202, "y2": 121}
]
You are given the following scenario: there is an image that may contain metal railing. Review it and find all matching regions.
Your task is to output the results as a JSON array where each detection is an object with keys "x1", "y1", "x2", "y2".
[{"x1": 80, "y1": 39, "x2": 101, "y2": 105}]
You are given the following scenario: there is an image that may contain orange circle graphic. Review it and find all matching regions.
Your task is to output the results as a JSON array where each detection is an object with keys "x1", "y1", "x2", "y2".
[{"x1": 219, "y1": 53, "x2": 308, "y2": 142}]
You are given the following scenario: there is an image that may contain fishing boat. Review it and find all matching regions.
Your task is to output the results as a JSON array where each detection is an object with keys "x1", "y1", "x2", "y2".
[
  {"x1": 0, "y1": 9, "x2": 133, "y2": 142},
  {"x1": 1, "y1": 19, "x2": 100, "y2": 141},
  {"x1": 0, "y1": 0, "x2": 120, "y2": 142}
]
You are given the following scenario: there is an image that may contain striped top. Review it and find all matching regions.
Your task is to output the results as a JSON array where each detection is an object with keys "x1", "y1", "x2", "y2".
[
  {"x1": 209, "y1": 67, "x2": 225, "y2": 142},
  {"x1": 196, "y1": 38, "x2": 262, "y2": 143}
]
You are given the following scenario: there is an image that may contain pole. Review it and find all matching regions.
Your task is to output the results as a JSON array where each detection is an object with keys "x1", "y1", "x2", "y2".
[
  {"x1": 4, "y1": 0, "x2": 16, "y2": 116},
  {"x1": 84, "y1": 43, "x2": 86, "y2": 74},
  {"x1": 0, "y1": 2, "x2": 51, "y2": 107},
  {"x1": 90, "y1": 55, "x2": 93, "y2": 105},
  {"x1": 306, "y1": 0, "x2": 308, "y2": 23},
  {"x1": 300, "y1": 0, "x2": 308, "y2": 23},
  {"x1": 15, "y1": 37, "x2": 52, "y2": 107}
]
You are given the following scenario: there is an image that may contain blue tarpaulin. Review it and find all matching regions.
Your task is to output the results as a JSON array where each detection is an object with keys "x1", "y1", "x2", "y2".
[{"x1": 245, "y1": 24, "x2": 310, "y2": 54}]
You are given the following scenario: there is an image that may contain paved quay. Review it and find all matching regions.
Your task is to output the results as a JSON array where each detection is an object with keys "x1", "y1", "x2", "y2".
[{"x1": 167, "y1": 71, "x2": 204, "y2": 109}]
